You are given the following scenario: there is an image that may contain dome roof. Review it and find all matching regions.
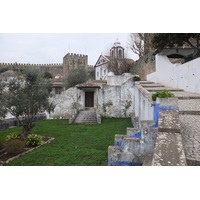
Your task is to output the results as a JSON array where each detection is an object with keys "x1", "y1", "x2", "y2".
[{"x1": 114, "y1": 38, "x2": 121, "y2": 47}]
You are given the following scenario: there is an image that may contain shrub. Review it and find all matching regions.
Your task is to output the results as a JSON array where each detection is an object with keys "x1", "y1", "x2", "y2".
[
  {"x1": 152, "y1": 89, "x2": 175, "y2": 101},
  {"x1": 133, "y1": 76, "x2": 141, "y2": 81},
  {"x1": 5, "y1": 139, "x2": 25, "y2": 155},
  {"x1": 6, "y1": 132, "x2": 21, "y2": 142},
  {"x1": 0, "y1": 137, "x2": 6, "y2": 150},
  {"x1": 65, "y1": 66, "x2": 88, "y2": 89},
  {"x1": 25, "y1": 134, "x2": 42, "y2": 147}
]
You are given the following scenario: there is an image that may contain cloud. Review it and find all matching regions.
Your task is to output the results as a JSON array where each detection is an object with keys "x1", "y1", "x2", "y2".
[{"x1": 0, "y1": 33, "x2": 137, "y2": 65}]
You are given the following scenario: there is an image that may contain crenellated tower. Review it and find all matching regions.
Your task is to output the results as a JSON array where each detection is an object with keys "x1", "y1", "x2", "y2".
[{"x1": 63, "y1": 53, "x2": 88, "y2": 77}]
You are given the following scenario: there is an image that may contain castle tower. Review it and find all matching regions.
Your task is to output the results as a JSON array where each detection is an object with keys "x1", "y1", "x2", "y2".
[
  {"x1": 110, "y1": 39, "x2": 125, "y2": 59},
  {"x1": 63, "y1": 53, "x2": 88, "y2": 78}
]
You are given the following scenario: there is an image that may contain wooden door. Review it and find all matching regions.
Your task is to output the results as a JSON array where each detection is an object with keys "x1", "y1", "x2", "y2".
[{"x1": 85, "y1": 92, "x2": 94, "y2": 107}]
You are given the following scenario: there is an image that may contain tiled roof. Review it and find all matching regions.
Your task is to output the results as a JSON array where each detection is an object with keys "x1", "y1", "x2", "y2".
[{"x1": 125, "y1": 58, "x2": 135, "y2": 64}]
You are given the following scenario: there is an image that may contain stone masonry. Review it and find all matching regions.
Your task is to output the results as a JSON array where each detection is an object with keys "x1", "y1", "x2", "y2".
[
  {"x1": 135, "y1": 80, "x2": 200, "y2": 165},
  {"x1": 0, "y1": 53, "x2": 90, "y2": 78}
]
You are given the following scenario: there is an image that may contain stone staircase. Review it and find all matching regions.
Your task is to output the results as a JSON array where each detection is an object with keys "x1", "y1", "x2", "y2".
[
  {"x1": 108, "y1": 118, "x2": 158, "y2": 166},
  {"x1": 74, "y1": 109, "x2": 98, "y2": 124}
]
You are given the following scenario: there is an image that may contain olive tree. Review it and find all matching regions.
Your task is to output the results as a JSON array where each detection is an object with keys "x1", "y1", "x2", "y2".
[{"x1": 0, "y1": 67, "x2": 55, "y2": 139}]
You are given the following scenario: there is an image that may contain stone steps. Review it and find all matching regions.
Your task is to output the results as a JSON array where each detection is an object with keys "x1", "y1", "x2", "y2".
[
  {"x1": 108, "y1": 119, "x2": 158, "y2": 166},
  {"x1": 74, "y1": 110, "x2": 98, "y2": 124}
]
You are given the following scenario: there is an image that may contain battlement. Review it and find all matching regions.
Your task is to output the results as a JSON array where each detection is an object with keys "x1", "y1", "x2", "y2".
[
  {"x1": 88, "y1": 65, "x2": 94, "y2": 69},
  {"x1": 0, "y1": 63, "x2": 63, "y2": 67},
  {"x1": 64, "y1": 53, "x2": 88, "y2": 58}
]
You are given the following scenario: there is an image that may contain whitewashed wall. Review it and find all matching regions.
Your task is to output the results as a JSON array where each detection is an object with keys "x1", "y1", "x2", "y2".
[
  {"x1": 48, "y1": 87, "x2": 78, "y2": 119},
  {"x1": 107, "y1": 75, "x2": 133, "y2": 85},
  {"x1": 48, "y1": 76, "x2": 135, "y2": 119},
  {"x1": 147, "y1": 55, "x2": 200, "y2": 94},
  {"x1": 134, "y1": 85, "x2": 154, "y2": 121},
  {"x1": 98, "y1": 77, "x2": 135, "y2": 118},
  {"x1": 95, "y1": 64, "x2": 108, "y2": 80}
]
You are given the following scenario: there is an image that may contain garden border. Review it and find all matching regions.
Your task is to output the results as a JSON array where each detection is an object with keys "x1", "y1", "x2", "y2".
[{"x1": 0, "y1": 137, "x2": 54, "y2": 166}]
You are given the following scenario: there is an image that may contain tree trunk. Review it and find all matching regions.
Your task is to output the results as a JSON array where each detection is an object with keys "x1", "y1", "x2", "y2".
[{"x1": 21, "y1": 123, "x2": 35, "y2": 140}]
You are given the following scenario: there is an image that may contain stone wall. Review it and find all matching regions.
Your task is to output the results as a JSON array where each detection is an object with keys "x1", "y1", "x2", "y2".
[
  {"x1": 151, "y1": 98, "x2": 187, "y2": 166},
  {"x1": 130, "y1": 53, "x2": 155, "y2": 80},
  {"x1": 0, "y1": 53, "x2": 90, "y2": 79},
  {"x1": 0, "y1": 63, "x2": 63, "y2": 77},
  {"x1": 63, "y1": 53, "x2": 88, "y2": 78}
]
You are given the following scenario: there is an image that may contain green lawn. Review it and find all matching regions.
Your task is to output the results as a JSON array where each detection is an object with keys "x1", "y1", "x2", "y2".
[{"x1": 0, "y1": 118, "x2": 132, "y2": 166}]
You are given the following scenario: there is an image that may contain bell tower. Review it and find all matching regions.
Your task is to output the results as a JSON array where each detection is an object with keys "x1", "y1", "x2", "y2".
[{"x1": 110, "y1": 39, "x2": 125, "y2": 59}]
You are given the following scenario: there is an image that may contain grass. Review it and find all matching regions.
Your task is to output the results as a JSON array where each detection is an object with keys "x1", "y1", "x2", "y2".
[{"x1": 0, "y1": 118, "x2": 132, "y2": 166}]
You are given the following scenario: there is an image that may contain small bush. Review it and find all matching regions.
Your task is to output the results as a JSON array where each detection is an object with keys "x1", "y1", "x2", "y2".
[
  {"x1": 5, "y1": 139, "x2": 25, "y2": 155},
  {"x1": 25, "y1": 134, "x2": 42, "y2": 147},
  {"x1": 0, "y1": 138, "x2": 6, "y2": 150},
  {"x1": 133, "y1": 76, "x2": 141, "y2": 81},
  {"x1": 152, "y1": 89, "x2": 175, "y2": 101},
  {"x1": 6, "y1": 132, "x2": 21, "y2": 142}
]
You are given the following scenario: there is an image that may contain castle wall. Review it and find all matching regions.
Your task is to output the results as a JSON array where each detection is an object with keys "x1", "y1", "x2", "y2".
[
  {"x1": 0, "y1": 63, "x2": 63, "y2": 77},
  {"x1": 0, "y1": 53, "x2": 89, "y2": 78}
]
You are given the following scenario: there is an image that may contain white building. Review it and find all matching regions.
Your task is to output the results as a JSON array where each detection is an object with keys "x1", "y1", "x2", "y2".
[{"x1": 94, "y1": 40, "x2": 134, "y2": 80}]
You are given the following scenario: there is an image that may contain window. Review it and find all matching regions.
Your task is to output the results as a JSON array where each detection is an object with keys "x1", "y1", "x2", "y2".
[
  {"x1": 119, "y1": 49, "x2": 122, "y2": 58},
  {"x1": 97, "y1": 72, "x2": 99, "y2": 77},
  {"x1": 104, "y1": 69, "x2": 106, "y2": 75},
  {"x1": 112, "y1": 50, "x2": 114, "y2": 58},
  {"x1": 55, "y1": 87, "x2": 62, "y2": 95}
]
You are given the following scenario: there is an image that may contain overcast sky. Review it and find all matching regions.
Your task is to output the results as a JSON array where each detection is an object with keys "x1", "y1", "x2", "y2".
[{"x1": 0, "y1": 33, "x2": 138, "y2": 66}]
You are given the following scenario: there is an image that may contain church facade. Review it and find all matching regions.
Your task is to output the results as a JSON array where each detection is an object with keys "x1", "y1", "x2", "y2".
[{"x1": 94, "y1": 40, "x2": 134, "y2": 80}]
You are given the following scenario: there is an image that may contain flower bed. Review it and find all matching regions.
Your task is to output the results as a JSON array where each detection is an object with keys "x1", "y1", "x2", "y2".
[{"x1": 0, "y1": 136, "x2": 54, "y2": 165}]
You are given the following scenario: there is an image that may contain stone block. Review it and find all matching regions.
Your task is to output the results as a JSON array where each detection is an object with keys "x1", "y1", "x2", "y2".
[
  {"x1": 152, "y1": 132, "x2": 187, "y2": 166},
  {"x1": 126, "y1": 128, "x2": 140, "y2": 136},
  {"x1": 158, "y1": 110, "x2": 180, "y2": 133}
]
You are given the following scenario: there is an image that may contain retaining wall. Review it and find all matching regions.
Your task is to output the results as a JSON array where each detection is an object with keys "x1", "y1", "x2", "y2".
[
  {"x1": 147, "y1": 55, "x2": 200, "y2": 94},
  {"x1": 134, "y1": 83, "x2": 154, "y2": 121}
]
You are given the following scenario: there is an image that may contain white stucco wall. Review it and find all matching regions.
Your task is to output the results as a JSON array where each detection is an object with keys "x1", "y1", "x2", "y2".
[
  {"x1": 134, "y1": 85, "x2": 154, "y2": 121},
  {"x1": 147, "y1": 55, "x2": 200, "y2": 94},
  {"x1": 107, "y1": 75, "x2": 133, "y2": 85},
  {"x1": 49, "y1": 87, "x2": 78, "y2": 119},
  {"x1": 49, "y1": 76, "x2": 135, "y2": 119},
  {"x1": 97, "y1": 77, "x2": 135, "y2": 118},
  {"x1": 95, "y1": 64, "x2": 108, "y2": 80}
]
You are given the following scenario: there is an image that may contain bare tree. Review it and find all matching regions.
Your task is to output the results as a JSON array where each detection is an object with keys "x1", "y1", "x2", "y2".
[
  {"x1": 128, "y1": 33, "x2": 144, "y2": 58},
  {"x1": 107, "y1": 59, "x2": 132, "y2": 75}
]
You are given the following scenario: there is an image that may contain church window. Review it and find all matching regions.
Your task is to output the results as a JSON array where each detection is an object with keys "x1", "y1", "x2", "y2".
[
  {"x1": 119, "y1": 49, "x2": 122, "y2": 58},
  {"x1": 112, "y1": 50, "x2": 114, "y2": 58}
]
